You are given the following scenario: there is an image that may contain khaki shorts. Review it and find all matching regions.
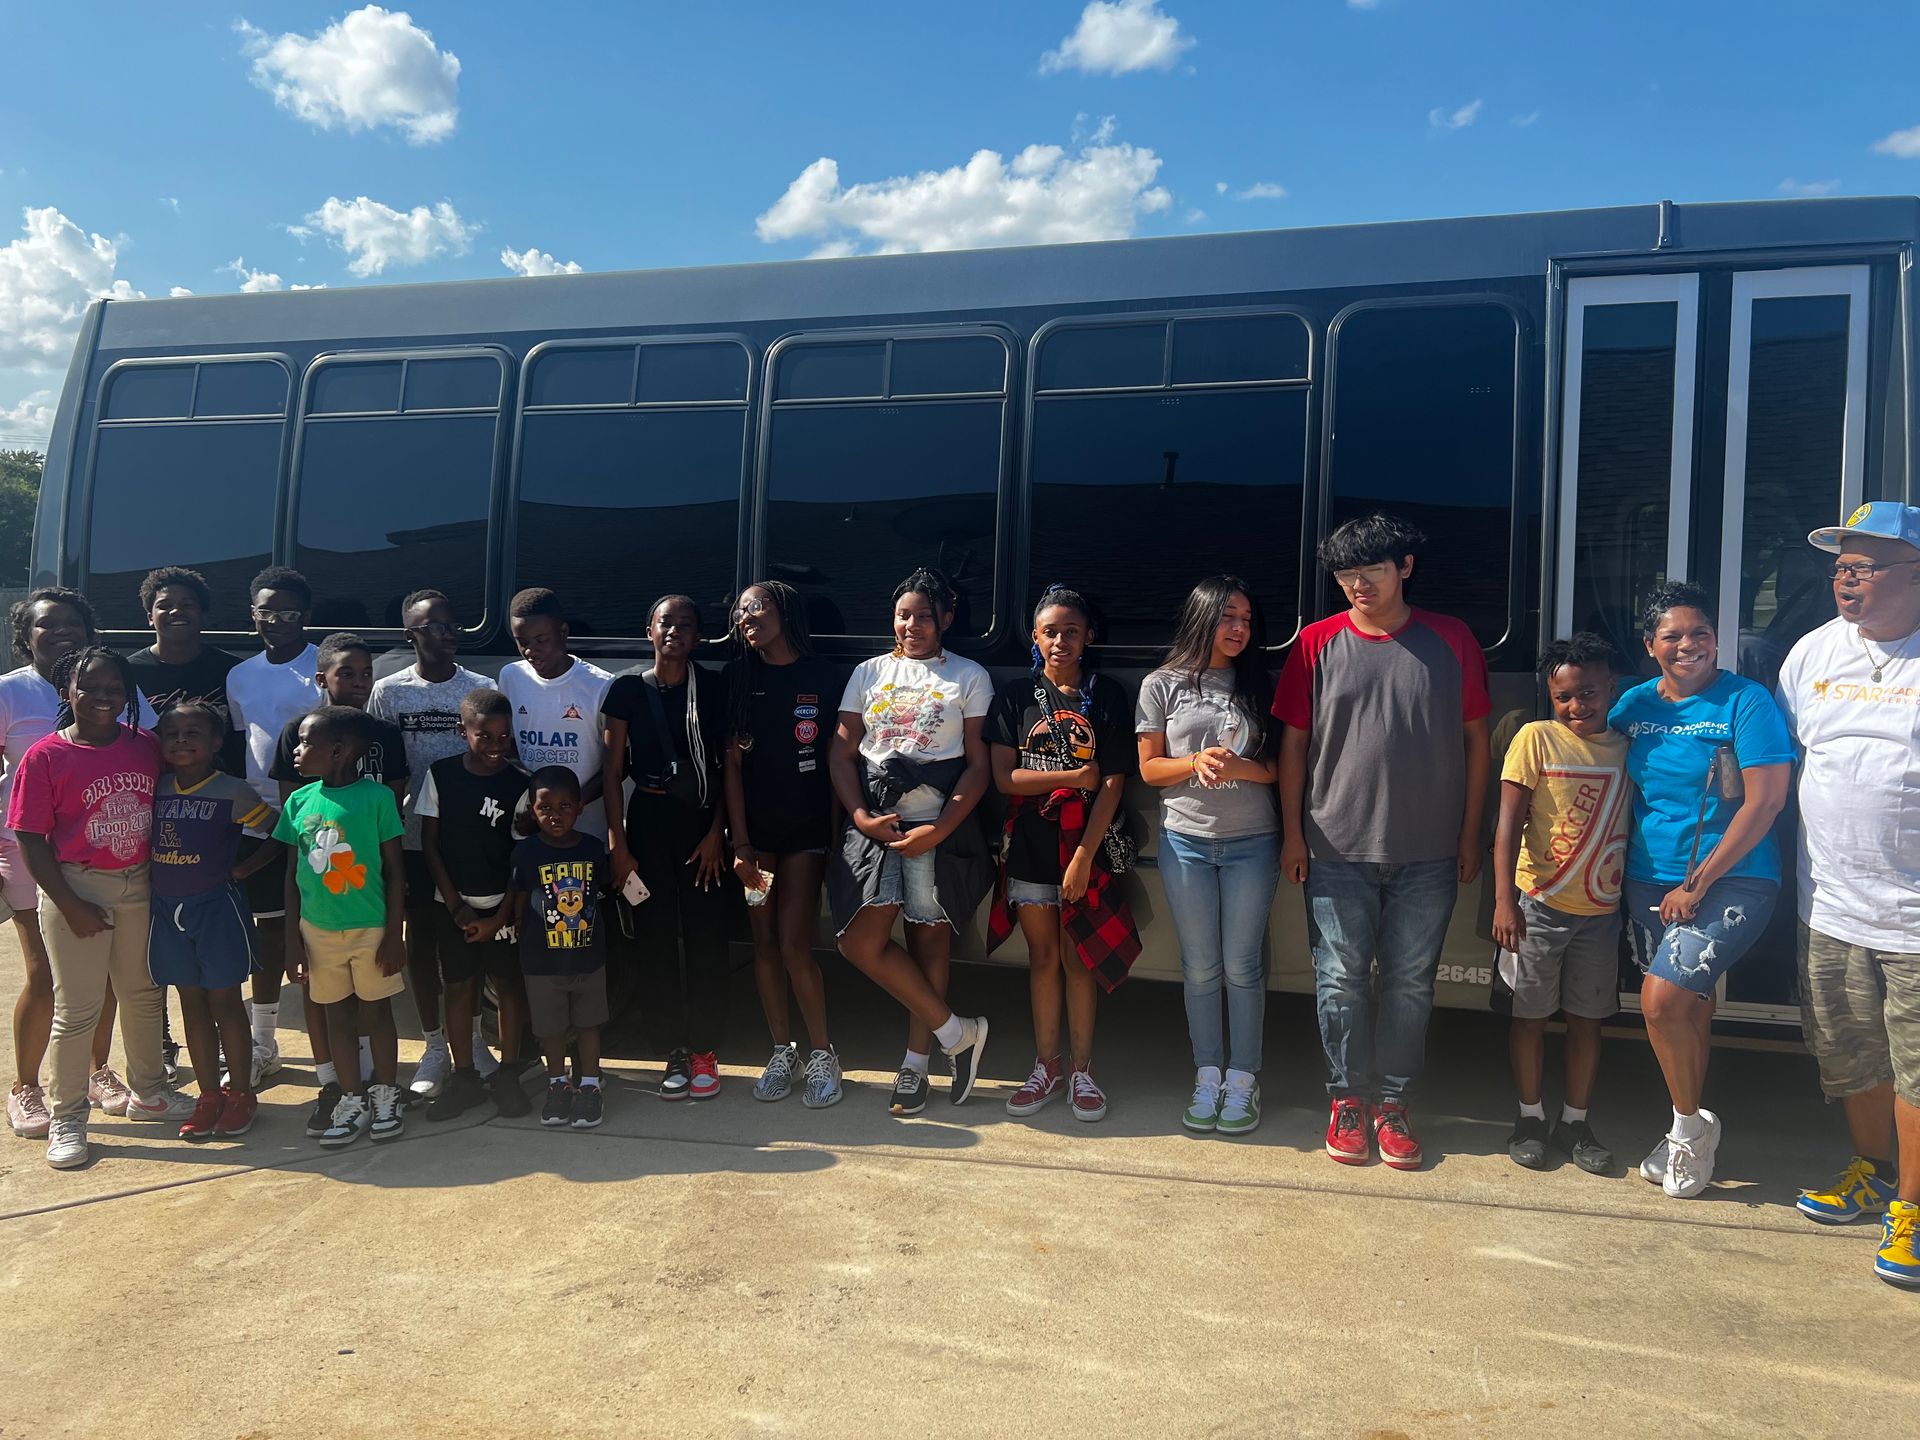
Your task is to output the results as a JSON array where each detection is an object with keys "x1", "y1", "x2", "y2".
[
  {"x1": 301, "y1": 920, "x2": 406, "y2": 1006},
  {"x1": 1797, "y1": 922, "x2": 1920, "y2": 1106}
]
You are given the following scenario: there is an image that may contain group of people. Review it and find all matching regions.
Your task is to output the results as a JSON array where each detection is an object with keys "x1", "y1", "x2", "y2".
[{"x1": 1, "y1": 504, "x2": 1916, "y2": 1290}]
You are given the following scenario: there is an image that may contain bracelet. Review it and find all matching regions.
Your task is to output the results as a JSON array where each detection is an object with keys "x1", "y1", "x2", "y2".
[{"x1": 1190, "y1": 753, "x2": 1200, "y2": 776}]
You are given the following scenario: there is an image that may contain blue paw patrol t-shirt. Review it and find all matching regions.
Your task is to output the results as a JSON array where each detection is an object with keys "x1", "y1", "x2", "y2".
[{"x1": 509, "y1": 833, "x2": 608, "y2": 975}]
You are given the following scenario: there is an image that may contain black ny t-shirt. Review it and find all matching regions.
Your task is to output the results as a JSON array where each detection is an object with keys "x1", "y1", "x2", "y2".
[
  {"x1": 509, "y1": 833, "x2": 608, "y2": 976},
  {"x1": 602, "y1": 666, "x2": 725, "y2": 814},
  {"x1": 270, "y1": 710, "x2": 410, "y2": 791},
  {"x1": 128, "y1": 645, "x2": 244, "y2": 775},
  {"x1": 420, "y1": 755, "x2": 529, "y2": 898},
  {"x1": 724, "y1": 654, "x2": 839, "y2": 854},
  {"x1": 986, "y1": 672, "x2": 1135, "y2": 885}
]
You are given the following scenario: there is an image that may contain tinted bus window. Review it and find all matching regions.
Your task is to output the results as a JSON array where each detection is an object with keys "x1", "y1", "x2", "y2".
[
  {"x1": 310, "y1": 362, "x2": 403, "y2": 415},
  {"x1": 1037, "y1": 323, "x2": 1165, "y2": 390},
  {"x1": 638, "y1": 343, "x2": 749, "y2": 404},
  {"x1": 1326, "y1": 304, "x2": 1520, "y2": 645},
  {"x1": 193, "y1": 362, "x2": 290, "y2": 418},
  {"x1": 104, "y1": 365, "x2": 195, "y2": 421},
  {"x1": 403, "y1": 356, "x2": 501, "y2": 412}
]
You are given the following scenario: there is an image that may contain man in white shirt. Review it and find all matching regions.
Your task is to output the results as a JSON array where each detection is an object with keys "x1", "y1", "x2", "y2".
[
  {"x1": 1775, "y1": 501, "x2": 1920, "y2": 1289},
  {"x1": 498, "y1": 588, "x2": 613, "y2": 839}
]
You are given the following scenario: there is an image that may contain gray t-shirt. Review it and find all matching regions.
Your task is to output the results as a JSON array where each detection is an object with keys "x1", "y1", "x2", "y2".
[
  {"x1": 369, "y1": 664, "x2": 490, "y2": 849},
  {"x1": 1135, "y1": 667, "x2": 1277, "y2": 840}
]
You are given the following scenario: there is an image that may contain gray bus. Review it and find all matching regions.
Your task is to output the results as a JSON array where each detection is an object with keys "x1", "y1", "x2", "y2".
[{"x1": 27, "y1": 196, "x2": 1919, "y2": 1025}]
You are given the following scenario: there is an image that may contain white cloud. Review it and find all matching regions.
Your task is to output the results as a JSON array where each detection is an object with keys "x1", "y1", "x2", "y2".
[
  {"x1": 1235, "y1": 181, "x2": 1288, "y2": 200},
  {"x1": 0, "y1": 206, "x2": 145, "y2": 370},
  {"x1": 160, "y1": 196, "x2": 181, "y2": 214},
  {"x1": 500, "y1": 245, "x2": 582, "y2": 277},
  {"x1": 237, "y1": 6, "x2": 460, "y2": 145},
  {"x1": 1428, "y1": 99, "x2": 1483, "y2": 130},
  {"x1": 1, "y1": 389, "x2": 54, "y2": 433},
  {"x1": 302, "y1": 195, "x2": 475, "y2": 276},
  {"x1": 223, "y1": 257, "x2": 284, "y2": 292},
  {"x1": 1511, "y1": 111, "x2": 1541, "y2": 128},
  {"x1": 1041, "y1": 0, "x2": 1193, "y2": 76},
  {"x1": 1184, "y1": 208, "x2": 1207, "y2": 224},
  {"x1": 290, "y1": 282, "x2": 325, "y2": 290},
  {"x1": 756, "y1": 133, "x2": 1172, "y2": 256},
  {"x1": 169, "y1": 286, "x2": 194, "y2": 297},
  {"x1": 1214, "y1": 180, "x2": 1228, "y2": 194},
  {"x1": 1872, "y1": 125, "x2": 1920, "y2": 159},
  {"x1": 1779, "y1": 178, "x2": 1841, "y2": 197}
]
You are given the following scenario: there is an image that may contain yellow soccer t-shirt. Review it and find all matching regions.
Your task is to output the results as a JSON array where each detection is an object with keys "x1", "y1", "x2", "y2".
[{"x1": 1500, "y1": 720, "x2": 1629, "y2": 916}]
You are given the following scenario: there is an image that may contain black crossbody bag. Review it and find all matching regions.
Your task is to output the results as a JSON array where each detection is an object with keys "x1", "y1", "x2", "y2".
[
  {"x1": 1033, "y1": 680, "x2": 1136, "y2": 875},
  {"x1": 637, "y1": 669, "x2": 709, "y2": 810}
]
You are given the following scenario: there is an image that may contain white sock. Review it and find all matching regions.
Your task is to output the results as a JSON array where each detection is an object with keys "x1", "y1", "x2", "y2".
[
  {"x1": 250, "y1": 1002, "x2": 278, "y2": 1042},
  {"x1": 1670, "y1": 1107, "x2": 1707, "y2": 1141},
  {"x1": 902, "y1": 1049, "x2": 930, "y2": 1075},
  {"x1": 579, "y1": 1076, "x2": 601, "y2": 1090},
  {"x1": 423, "y1": 1026, "x2": 447, "y2": 1048},
  {"x1": 1519, "y1": 1101, "x2": 1546, "y2": 1120},
  {"x1": 933, "y1": 1015, "x2": 967, "y2": 1052},
  {"x1": 1562, "y1": 1104, "x2": 1588, "y2": 1124},
  {"x1": 315, "y1": 1060, "x2": 338, "y2": 1086}
]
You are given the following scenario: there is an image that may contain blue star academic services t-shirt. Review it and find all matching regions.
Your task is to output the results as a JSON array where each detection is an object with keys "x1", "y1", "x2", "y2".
[{"x1": 1608, "y1": 670, "x2": 1795, "y2": 886}]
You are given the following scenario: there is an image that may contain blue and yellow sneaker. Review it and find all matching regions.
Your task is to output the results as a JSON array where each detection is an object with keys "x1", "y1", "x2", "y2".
[
  {"x1": 1874, "y1": 1200, "x2": 1920, "y2": 1288},
  {"x1": 1797, "y1": 1156, "x2": 1898, "y2": 1224}
]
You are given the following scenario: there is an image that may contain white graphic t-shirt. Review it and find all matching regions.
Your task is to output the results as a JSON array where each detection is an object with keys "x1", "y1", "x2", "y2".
[
  {"x1": 226, "y1": 644, "x2": 320, "y2": 832},
  {"x1": 1776, "y1": 615, "x2": 1920, "y2": 951},
  {"x1": 370, "y1": 664, "x2": 490, "y2": 849},
  {"x1": 498, "y1": 657, "x2": 614, "y2": 838},
  {"x1": 840, "y1": 651, "x2": 993, "y2": 823}
]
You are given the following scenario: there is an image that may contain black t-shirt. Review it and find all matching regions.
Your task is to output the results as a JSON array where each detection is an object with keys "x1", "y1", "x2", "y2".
[
  {"x1": 509, "y1": 833, "x2": 608, "y2": 975},
  {"x1": 128, "y1": 645, "x2": 244, "y2": 775},
  {"x1": 602, "y1": 665, "x2": 725, "y2": 815},
  {"x1": 270, "y1": 710, "x2": 410, "y2": 791},
  {"x1": 421, "y1": 755, "x2": 529, "y2": 898},
  {"x1": 985, "y1": 672, "x2": 1136, "y2": 885},
  {"x1": 723, "y1": 654, "x2": 839, "y2": 854}
]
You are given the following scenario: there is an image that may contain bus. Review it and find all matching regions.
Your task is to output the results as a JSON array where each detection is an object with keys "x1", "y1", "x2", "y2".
[{"x1": 27, "y1": 195, "x2": 1919, "y2": 1026}]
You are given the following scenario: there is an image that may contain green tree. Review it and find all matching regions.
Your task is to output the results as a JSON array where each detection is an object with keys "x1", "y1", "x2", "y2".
[{"x1": 1, "y1": 449, "x2": 44, "y2": 585}]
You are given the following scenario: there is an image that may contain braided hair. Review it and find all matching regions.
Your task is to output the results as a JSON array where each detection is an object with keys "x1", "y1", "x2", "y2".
[
  {"x1": 726, "y1": 580, "x2": 814, "y2": 751},
  {"x1": 9, "y1": 586, "x2": 96, "y2": 664},
  {"x1": 648, "y1": 593, "x2": 711, "y2": 808},
  {"x1": 889, "y1": 567, "x2": 956, "y2": 658},
  {"x1": 51, "y1": 645, "x2": 141, "y2": 733},
  {"x1": 1029, "y1": 583, "x2": 1094, "y2": 675}
]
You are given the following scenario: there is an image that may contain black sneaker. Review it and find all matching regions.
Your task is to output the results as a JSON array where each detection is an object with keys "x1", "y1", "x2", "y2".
[
  {"x1": 944, "y1": 1016, "x2": 989, "y2": 1106},
  {"x1": 1508, "y1": 1114, "x2": 1550, "y2": 1170},
  {"x1": 1551, "y1": 1118, "x2": 1615, "y2": 1175},
  {"x1": 569, "y1": 1084, "x2": 605, "y2": 1129},
  {"x1": 489, "y1": 1065, "x2": 532, "y2": 1118},
  {"x1": 888, "y1": 1066, "x2": 929, "y2": 1117},
  {"x1": 660, "y1": 1048, "x2": 693, "y2": 1101},
  {"x1": 425, "y1": 1067, "x2": 487, "y2": 1122},
  {"x1": 160, "y1": 1037, "x2": 181, "y2": 1085},
  {"x1": 541, "y1": 1080, "x2": 573, "y2": 1127},
  {"x1": 305, "y1": 1081, "x2": 345, "y2": 1137}
]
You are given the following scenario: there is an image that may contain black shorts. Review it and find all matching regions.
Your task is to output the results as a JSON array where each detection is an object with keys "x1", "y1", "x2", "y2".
[
  {"x1": 404, "y1": 849, "x2": 436, "y2": 909},
  {"x1": 240, "y1": 835, "x2": 287, "y2": 923},
  {"x1": 426, "y1": 900, "x2": 520, "y2": 986}
]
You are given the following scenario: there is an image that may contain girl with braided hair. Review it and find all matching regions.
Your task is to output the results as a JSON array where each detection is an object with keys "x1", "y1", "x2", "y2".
[{"x1": 7, "y1": 645, "x2": 192, "y2": 1168}]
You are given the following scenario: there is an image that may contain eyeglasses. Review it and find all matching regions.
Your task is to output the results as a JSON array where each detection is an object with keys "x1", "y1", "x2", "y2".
[
  {"x1": 406, "y1": 620, "x2": 459, "y2": 637},
  {"x1": 250, "y1": 607, "x2": 305, "y2": 624},
  {"x1": 1332, "y1": 564, "x2": 1396, "y2": 590},
  {"x1": 731, "y1": 597, "x2": 770, "y2": 623},
  {"x1": 1830, "y1": 560, "x2": 1920, "y2": 582}
]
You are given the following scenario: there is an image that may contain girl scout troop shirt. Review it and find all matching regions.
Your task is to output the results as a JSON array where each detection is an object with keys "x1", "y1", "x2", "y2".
[
  {"x1": 1608, "y1": 671, "x2": 1795, "y2": 886},
  {"x1": 150, "y1": 772, "x2": 270, "y2": 898},
  {"x1": 368, "y1": 664, "x2": 490, "y2": 849},
  {"x1": 224, "y1": 644, "x2": 319, "y2": 821},
  {"x1": 498, "y1": 658, "x2": 614, "y2": 839},
  {"x1": 841, "y1": 651, "x2": 994, "y2": 824},
  {"x1": 1498, "y1": 721, "x2": 1629, "y2": 916},
  {"x1": 510, "y1": 833, "x2": 608, "y2": 974},
  {"x1": 987, "y1": 673, "x2": 1136, "y2": 885},
  {"x1": 5, "y1": 725, "x2": 162, "y2": 869},
  {"x1": 272, "y1": 777, "x2": 405, "y2": 930},
  {"x1": 721, "y1": 655, "x2": 840, "y2": 854}
]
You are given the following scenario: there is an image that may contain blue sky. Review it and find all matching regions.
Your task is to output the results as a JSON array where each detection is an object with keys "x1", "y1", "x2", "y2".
[{"x1": 4, "y1": 0, "x2": 1918, "y2": 443}]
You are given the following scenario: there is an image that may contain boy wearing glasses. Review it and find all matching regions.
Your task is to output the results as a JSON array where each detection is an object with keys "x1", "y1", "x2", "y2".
[
  {"x1": 1275, "y1": 513, "x2": 1490, "y2": 1171},
  {"x1": 369, "y1": 589, "x2": 490, "y2": 1097}
]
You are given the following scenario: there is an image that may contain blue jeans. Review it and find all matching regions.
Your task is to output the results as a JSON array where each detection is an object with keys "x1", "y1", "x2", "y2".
[
  {"x1": 1304, "y1": 856, "x2": 1458, "y2": 1104},
  {"x1": 868, "y1": 849, "x2": 947, "y2": 927},
  {"x1": 1625, "y1": 875, "x2": 1777, "y2": 996},
  {"x1": 1160, "y1": 829, "x2": 1279, "y2": 1074}
]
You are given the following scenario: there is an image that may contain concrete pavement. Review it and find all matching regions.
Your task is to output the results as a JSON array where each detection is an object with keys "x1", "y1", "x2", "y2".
[{"x1": 1, "y1": 928, "x2": 1913, "y2": 1438}]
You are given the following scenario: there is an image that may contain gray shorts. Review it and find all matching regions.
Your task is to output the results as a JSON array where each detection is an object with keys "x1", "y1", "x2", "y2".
[
  {"x1": 1493, "y1": 895, "x2": 1621, "y2": 1021},
  {"x1": 524, "y1": 968, "x2": 610, "y2": 1038},
  {"x1": 1797, "y1": 922, "x2": 1920, "y2": 1106}
]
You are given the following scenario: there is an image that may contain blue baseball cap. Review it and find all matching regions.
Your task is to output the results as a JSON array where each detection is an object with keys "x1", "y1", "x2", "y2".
[{"x1": 1808, "y1": 500, "x2": 1920, "y2": 554}]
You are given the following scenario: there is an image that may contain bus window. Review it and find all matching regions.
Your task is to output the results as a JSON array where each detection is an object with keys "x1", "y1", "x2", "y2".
[
  {"x1": 1325, "y1": 303, "x2": 1520, "y2": 646},
  {"x1": 1029, "y1": 313, "x2": 1311, "y2": 649},
  {"x1": 192, "y1": 361, "x2": 290, "y2": 419},
  {"x1": 309, "y1": 361, "x2": 403, "y2": 415},
  {"x1": 103, "y1": 364, "x2": 194, "y2": 421},
  {"x1": 763, "y1": 334, "x2": 1008, "y2": 639},
  {"x1": 403, "y1": 356, "x2": 503, "y2": 412},
  {"x1": 637, "y1": 342, "x2": 749, "y2": 404}
]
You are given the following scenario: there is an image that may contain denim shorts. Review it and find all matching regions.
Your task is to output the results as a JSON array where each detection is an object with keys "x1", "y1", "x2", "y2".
[
  {"x1": 1006, "y1": 878, "x2": 1061, "y2": 909},
  {"x1": 1625, "y1": 875, "x2": 1777, "y2": 996},
  {"x1": 865, "y1": 848, "x2": 948, "y2": 928}
]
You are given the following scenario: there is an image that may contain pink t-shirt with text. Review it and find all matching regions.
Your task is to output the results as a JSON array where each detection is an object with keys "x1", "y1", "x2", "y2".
[{"x1": 3, "y1": 726, "x2": 163, "y2": 870}]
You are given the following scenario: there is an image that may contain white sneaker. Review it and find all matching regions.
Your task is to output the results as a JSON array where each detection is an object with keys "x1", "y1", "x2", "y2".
[
  {"x1": 123, "y1": 1087, "x2": 196, "y2": 1124},
  {"x1": 754, "y1": 1043, "x2": 798, "y2": 1102},
  {"x1": 1183, "y1": 1068, "x2": 1224, "y2": 1133},
  {"x1": 87, "y1": 1065, "x2": 131, "y2": 1116},
  {"x1": 409, "y1": 1040, "x2": 452, "y2": 1098},
  {"x1": 45, "y1": 1115, "x2": 88, "y2": 1169},
  {"x1": 224, "y1": 1036, "x2": 282, "y2": 1091},
  {"x1": 369, "y1": 1083, "x2": 404, "y2": 1141},
  {"x1": 1639, "y1": 1136, "x2": 1670, "y2": 1186},
  {"x1": 320, "y1": 1092, "x2": 371, "y2": 1148},
  {"x1": 1663, "y1": 1111, "x2": 1722, "y2": 1199}
]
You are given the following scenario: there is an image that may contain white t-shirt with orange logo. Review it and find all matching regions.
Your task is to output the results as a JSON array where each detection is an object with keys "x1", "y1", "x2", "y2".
[
  {"x1": 1777, "y1": 615, "x2": 1920, "y2": 951},
  {"x1": 1500, "y1": 720, "x2": 1629, "y2": 917}
]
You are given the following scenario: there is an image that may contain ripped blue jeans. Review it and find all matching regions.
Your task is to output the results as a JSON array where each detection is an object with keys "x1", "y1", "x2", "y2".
[{"x1": 1625, "y1": 875, "x2": 1777, "y2": 996}]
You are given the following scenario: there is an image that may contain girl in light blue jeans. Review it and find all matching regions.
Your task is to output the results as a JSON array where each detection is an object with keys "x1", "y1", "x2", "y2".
[{"x1": 1137, "y1": 578, "x2": 1280, "y2": 1136}]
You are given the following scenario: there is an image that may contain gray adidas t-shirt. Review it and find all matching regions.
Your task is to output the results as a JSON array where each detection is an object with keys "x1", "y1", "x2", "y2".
[{"x1": 1135, "y1": 667, "x2": 1278, "y2": 840}]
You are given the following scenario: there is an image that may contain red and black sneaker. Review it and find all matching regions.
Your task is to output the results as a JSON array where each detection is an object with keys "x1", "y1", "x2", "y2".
[
  {"x1": 1372, "y1": 1102, "x2": 1424, "y2": 1170},
  {"x1": 1325, "y1": 1096, "x2": 1371, "y2": 1164}
]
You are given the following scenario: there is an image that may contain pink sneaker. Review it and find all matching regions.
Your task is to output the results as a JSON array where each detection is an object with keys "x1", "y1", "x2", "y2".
[
  {"x1": 1068, "y1": 1065, "x2": 1108, "y2": 1123},
  {"x1": 9, "y1": 1082, "x2": 50, "y2": 1139},
  {"x1": 88, "y1": 1066, "x2": 131, "y2": 1116}
]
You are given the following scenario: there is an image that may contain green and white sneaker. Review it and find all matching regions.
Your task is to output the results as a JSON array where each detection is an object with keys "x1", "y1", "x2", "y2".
[
  {"x1": 1183, "y1": 1067, "x2": 1223, "y2": 1133},
  {"x1": 1216, "y1": 1074, "x2": 1260, "y2": 1137}
]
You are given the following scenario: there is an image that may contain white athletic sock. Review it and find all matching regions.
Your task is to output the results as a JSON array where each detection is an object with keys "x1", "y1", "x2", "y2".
[
  {"x1": 1670, "y1": 1107, "x2": 1707, "y2": 1141},
  {"x1": 902, "y1": 1049, "x2": 931, "y2": 1075},
  {"x1": 579, "y1": 1076, "x2": 602, "y2": 1090},
  {"x1": 933, "y1": 1015, "x2": 967, "y2": 1052},
  {"x1": 1518, "y1": 1101, "x2": 1546, "y2": 1121},
  {"x1": 1562, "y1": 1104, "x2": 1588, "y2": 1124},
  {"x1": 250, "y1": 1002, "x2": 278, "y2": 1042},
  {"x1": 315, "y1": 1060, "x2": 338, "y2": 1086}
]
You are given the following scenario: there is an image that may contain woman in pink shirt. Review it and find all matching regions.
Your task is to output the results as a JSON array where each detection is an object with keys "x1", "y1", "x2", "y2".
[{"x1": 6, "y1": 645, "x2": 189, "y2": 1169}]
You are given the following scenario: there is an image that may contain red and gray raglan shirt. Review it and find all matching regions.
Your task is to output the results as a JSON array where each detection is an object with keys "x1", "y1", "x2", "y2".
[{"x1": 1273, "y1": 609, "x2": 1491, "y2": 865}]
